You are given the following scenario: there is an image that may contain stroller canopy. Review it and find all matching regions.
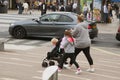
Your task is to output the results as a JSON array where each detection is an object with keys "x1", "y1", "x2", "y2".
[{"x1": 111, "y1": 0, "x2": 120, "y2": 2}]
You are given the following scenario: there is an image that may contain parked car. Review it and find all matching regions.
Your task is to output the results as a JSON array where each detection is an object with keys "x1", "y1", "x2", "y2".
[
  {"x1": 9, "y1": 12, "x2": 98, "y2": 39},
  {"x1": 116, "y1": 25, "x2": 120, "y2": 41}
]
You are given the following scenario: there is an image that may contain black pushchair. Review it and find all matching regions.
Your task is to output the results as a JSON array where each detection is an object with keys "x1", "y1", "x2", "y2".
[{"x1": 42, "y1": 39, "x2": 62, "y2": 67}]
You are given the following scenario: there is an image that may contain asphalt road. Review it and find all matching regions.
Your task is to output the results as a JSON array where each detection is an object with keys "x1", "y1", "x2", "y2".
[{"x1": 0, "y1": 10, "x2": 120, "y2": 80}]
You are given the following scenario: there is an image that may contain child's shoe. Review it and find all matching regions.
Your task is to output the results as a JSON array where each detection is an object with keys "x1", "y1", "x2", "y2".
[
  {"x1": 75, "y1": 68, "x2": 82, "y2": 75},
  {"x1": 58, "y1": 67, "x2": 62, "y2": 72}
]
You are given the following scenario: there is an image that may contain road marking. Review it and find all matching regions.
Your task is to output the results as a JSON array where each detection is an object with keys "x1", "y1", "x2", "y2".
[
  {"x1": 99, "y1": 58, "x2": 120, "y2": 62},
  {"x1": 0, "y1": 78, "x2": 18, "y2": 80},
  {"x1": 91, "y1": 73, "x2": 120, "y2": 80},
  {"x1": 0, "y1": 57, "x2": 41, "y2": 64},
  {"x1": 23, "y1": 40, "x2": 41, "y2": 45},
  {"x1": 0, "y1": 51, "x2": 44, "y2": 58},
  {"x1": 0, "y1": 61, "x2": 32, "y2": 67},
  {"x1": 37, "y1": 70, "x2": 43, "y2": 73},
  {"x1": 92, "y1": 47, "x2": 120, "y2": 56},
  {"x1": 32, "y1": 76, "x2": 42, "y2": 80},
  {"x1": 100, "y1": 60, "x2": 120, "y2": 65},
  {"x1": 59, "y1": 73, "x2": 91, "y2": 80},
  {"x1": 5, "y1": 44, "x2": 37, "y2": 50}
]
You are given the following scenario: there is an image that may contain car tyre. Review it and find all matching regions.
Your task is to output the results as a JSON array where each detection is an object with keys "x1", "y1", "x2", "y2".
[{"x1": 12, "y1": 27, "x2": 26, "y2": 39}]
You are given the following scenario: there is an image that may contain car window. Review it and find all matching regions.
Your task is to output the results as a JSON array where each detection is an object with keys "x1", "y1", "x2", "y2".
[
  {"x1": 40, "y1": 14, "x2": 60, "y2": 22},
  {"x1": 58, "y1": 15, "x2": 73, "y2": 22}
]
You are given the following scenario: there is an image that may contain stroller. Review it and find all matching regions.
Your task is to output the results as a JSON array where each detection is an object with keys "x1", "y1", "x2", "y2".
[{"x1": 42, "y1": 39, "x2": 62, "y2": 67}]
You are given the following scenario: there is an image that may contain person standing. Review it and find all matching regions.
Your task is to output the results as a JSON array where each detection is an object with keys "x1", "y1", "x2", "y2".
[
  {"x1": 65, "y1": 3, "x2": 72, "y2": 12},
  {"x1": 17, "y1": 2, "x2": 23, "y2": 14},
  {"x1": 58, "y1": 30, "x2": 82, "y2": 74},
  {"x1": 103, "y1": 2, "x2": 109, "y2": 23},
  {"x1": 72, "y1": 1, "x2": 77, "y2": 13},
  {"x1": 59, "y1": 4, "x2": 65, "y2": 11},
  {"x1": 83, "y1": 3, "x2": 89, "y2": 19},
  {"x1": 22, "y1": 2, "x2": 29, "y2": 14},
  {"x1": 71, "y1": 15, "x2": 95, "y2": 72},
  {"x1": 40, "y1": 2, "x2": 47, "y2": 15}
]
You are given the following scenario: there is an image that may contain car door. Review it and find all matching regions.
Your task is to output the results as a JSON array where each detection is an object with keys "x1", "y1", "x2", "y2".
[
  {"x1": 32, "y1": 14, "x2": 61, "y2": 37},
  {"x1": 53, "y1": 14, "x2": 75, "y2": 37}
]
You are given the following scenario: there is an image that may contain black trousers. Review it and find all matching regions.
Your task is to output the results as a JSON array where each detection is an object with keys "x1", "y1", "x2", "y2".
[
  {"x1": 75, "y1": 47, "x2": 93, "y2": 65},
  {"x1": 58, "y1": 53, "x2": 79, "y2": 69}
]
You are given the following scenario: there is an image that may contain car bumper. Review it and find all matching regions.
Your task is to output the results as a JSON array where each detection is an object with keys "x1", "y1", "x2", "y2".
[
  {"x1": 116, "y1": 33, "x2": 120, "y2": 41},
  {"x1": 9, "y1": 26, "x2": 14, "y2": 36},
  {"x1": 89, "y1": 29, "x2": 98, "y2": 39}
]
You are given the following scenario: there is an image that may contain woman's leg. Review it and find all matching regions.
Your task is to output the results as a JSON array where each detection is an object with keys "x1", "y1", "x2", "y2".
[
  {"x1": 82, "y1": 47, "x2": 93, "y2": 65},
  {"x1": 82, "y1": 47, "x2": 94, "y2": 72}
]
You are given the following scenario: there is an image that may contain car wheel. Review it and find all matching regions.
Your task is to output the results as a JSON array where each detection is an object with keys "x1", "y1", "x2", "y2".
[{"x1": 12, "y1": 27, "x2": 26, "y2": 39}]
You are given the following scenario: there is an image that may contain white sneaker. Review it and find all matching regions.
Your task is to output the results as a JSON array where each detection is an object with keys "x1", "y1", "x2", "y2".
[
  {"x1": 86, "y1": 68, "x2": 95, "y2": 72},
  {"x1": 63, "y1": 64, "x2": 71, "y2": 69},
  {"x1": 75, "y1": 70, "x2": 82, "y2": 75}
]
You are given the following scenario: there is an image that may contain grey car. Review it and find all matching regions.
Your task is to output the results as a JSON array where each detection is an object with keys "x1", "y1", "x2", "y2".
[{"x1": 9, "y1": 12, "x2": 98, "y2": 39}]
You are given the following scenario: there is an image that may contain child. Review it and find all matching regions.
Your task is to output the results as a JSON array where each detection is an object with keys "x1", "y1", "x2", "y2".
[
  {"x1": 58, "y1": 30, "x2": 82, "y2": 74},
  {"x1": 46, "y1": 38, "x2": 59, "y2": 60}
]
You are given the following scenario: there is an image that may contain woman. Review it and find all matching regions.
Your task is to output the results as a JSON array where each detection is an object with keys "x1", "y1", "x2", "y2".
[{"x1": 71, "y1": 15, "x2": 95, "y2": 72}]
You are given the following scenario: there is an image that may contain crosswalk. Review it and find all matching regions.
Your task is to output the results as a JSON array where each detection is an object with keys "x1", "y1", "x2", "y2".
[{"x1": 0, "y1": 13, "x2": 49, "y2": 48}]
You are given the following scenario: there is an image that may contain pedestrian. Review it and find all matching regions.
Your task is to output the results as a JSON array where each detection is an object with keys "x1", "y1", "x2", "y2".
[
  {"x1": 83, "y1": 3, "x2": 89, "y2": 19},
  {"x1": 65, "y1": 3, "x2": 72, "y2": 12},
  {"x1": 114, "y1": 3, "x2": 119, "y2": 18},
  {"x1": 51, "y1": 3, "x2": 56, "y2": 12},
  {"x1": 86, "y1": 11, "x2": 92, "y2": 21},
  {"x1": 59, "y1": 4, "x2": 65, "y2": 11},
  {"x1": 71, "y1": 15, "x2": 95, "y2": 72},
  {"x1": 22, "y1": 2, "x2": 29, "y2": 14},
  {"x1": 40, "y1": 2, "x2": 47, "y2": 15},
  {"x1": 17, "y1": 2, "x2": 24, "y2": 14},
  {"x1": 72, "y1": 1, "x2": 77, "y2": 13},
  {"x1": 58, "y1": 30, "x2": 82, "y2": 75},
  {"x1": 103, "y1": 2, "x2": 109, "y2": 23}
]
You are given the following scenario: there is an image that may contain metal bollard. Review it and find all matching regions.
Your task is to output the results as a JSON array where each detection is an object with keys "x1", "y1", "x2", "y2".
[
  {"x1": 42, "y1": 66, "x2": 58, "y2": 80},
  {"x1": 0, "y1": 41, "x2": 4, "y2": 51}
]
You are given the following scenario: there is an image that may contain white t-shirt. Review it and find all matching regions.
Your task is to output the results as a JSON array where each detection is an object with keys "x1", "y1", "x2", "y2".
[
  {"x1": 72, "y1": 3, "x2": 77, "y2": 9},
  {"x1": 23, "y1": 3, "x2": 29, "y2": 9}
]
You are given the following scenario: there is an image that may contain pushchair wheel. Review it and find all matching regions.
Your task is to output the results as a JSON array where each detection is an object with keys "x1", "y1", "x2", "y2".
[
  {"x1": 49, "y1": 61, "x2": 55, "y2": 66},
  {"x1": 42, "y1": 61, "x2": 48, "y2": 67}
]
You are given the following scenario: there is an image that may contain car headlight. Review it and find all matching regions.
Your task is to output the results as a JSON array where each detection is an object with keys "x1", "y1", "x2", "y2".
[{"x1": 10, "y1": 23, "x2": 15, "y2": 26}]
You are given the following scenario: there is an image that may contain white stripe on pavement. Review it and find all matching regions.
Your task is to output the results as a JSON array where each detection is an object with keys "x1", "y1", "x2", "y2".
[
  {"x1": 5, "y1": 44, "x2": 37, "y2": 50},
  {"x1": 32, "y1": 76, "x2": 42, "y2": 80},
  {"x1": 100, "y1": 60, "x2": 120, "y2": 65},
  {"x1": 59, "y1": 73, "x2": 91, "y2": 80},
  {"x1": 92, "y1": 47, "x2": 120, "y2": 56},
  {"x1": 0, "y1": 51, "x2": 44, "y2": 57},
  {"x1": 0, "y1": 78, "x2": 19, "y2": 80},
  {"x1": 0, "y1": 61, "x2": 32, "y2": 67},
  {"x1": 91, "y1": 73, "x2": 120, "y2": 80},
  {"x1": 0, "y1": 57, "x2": 41, "y2": 64},
  {"x1": 23, "y1": 40, "x2": 41, "y2": 45}
]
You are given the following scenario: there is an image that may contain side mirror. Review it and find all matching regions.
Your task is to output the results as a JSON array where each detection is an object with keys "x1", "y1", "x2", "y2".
[{"x1": 32, "y1": 18, "x2": 40, "y2": 23}]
